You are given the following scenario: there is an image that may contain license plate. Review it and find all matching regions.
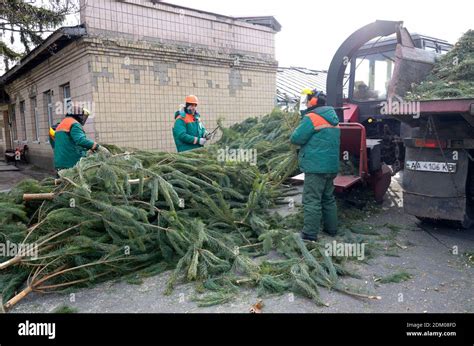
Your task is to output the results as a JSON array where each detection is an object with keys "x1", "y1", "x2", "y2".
[{"x1": 406, "y1": 160, "x2": 456, "y2": 173}]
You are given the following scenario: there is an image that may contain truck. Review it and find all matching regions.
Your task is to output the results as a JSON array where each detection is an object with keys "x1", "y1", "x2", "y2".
[
  {"x1": 303, "y1": 20, "x2": 449, "y2": 203},
  {"x1": 327, "y1": 20, "x2": 452, "y2": 171},
  {"x1": 391, "y1": 98, "x2": 474, "y2": 228},
  {"x1": 327, "y1": 20, "x2": 474, "y2": 227}
]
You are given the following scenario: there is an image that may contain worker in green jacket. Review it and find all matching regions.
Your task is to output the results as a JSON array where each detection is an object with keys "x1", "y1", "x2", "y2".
[
  {"x1": 173, "y1": 95, "x2": 211, "y2": 153},
  {"x1": 52, "y1": 106, "x2": 109, "y2": 170},
  {"x1": 290, "y1": 89, "x2": 340, "y2": 241}
]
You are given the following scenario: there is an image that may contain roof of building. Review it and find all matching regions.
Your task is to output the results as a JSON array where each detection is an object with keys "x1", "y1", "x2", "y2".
[
  {"x1": 0, "y1": 2, "x2": 281, "y2": 85},
  {"x1": 0, "y1": 25, "x2": 86, "y2": 85},
  {"x1": 276, "y1": 67, "x2": 350, "y2": 104},
  {"x1": 359, "y1": 32, "x2": 452, "y2": 53},
  {"x1": 158, "y1": 1, "x2": 282, "y2": 31},
  {"x1": 235, "y1": 16, "x2": 282, "y2": 32},
  {"x1": 276, "y1": 67, "x2": 328, "y2": 104}
]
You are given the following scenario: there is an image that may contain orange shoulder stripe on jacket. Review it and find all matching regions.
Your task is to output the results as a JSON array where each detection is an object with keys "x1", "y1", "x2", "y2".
[
  {"x1": 56, "y1": 117, "x2": 79, "y2": 133},
  {"x1": 306, "y1": 113, "x2": 338, "y2": 130},
  {"x1": 175, "y1": 113, "x2": 195, "y2": 124}
]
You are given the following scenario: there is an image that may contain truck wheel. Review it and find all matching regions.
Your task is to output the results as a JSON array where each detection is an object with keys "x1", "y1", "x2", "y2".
[
  {"x1": 415, "y1": 216, "x2": 440, "y2": 225},
  {"x1": 460, "y1": 215, "x2": 474, "y2": 229},
  {"x1": 416, "y1": 216, "x2": 473, "y2": 229}
]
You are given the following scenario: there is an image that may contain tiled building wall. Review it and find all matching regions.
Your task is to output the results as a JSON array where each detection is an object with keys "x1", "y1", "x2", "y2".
[
  {"x1": 2, "y1": 0, "x2": 278, "y2": 168},
  {"x1": 80, "y1": 0, "x2": 278, "y2": 152},
  {"x1": 4, "y1": 41, "x2": 93, "y2": 169},
  {"x1": 80, "y1": 0, "x2": 276, "y2": 59},
  {"x1": 89, "y1": 42, "x2": 276, "y2": 151}
]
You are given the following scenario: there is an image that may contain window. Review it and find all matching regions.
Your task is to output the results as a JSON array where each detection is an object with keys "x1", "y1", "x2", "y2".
[
  {"x1": 352, "y1": 51, "x2": 395, "y2": 101},
  {"x1": 423, "y1": 40, "x2": 451, "y2": 55},
  {"x1": 10, "y1": 104, "x2": 17, "y2": 141},
  {"x1": 62, "y1": 83, "x2": 72, "y2": 115},
  {"x1": 19, "y1": 100, "x2": 27, "y2": 140},
  {"x1": 0, "y1": 112, "x2": 3, "y2": 141},
  {"x1": 44, "y1": 90, "x2": 54, "y2": 128},
  {"x1": 31, "y1": 97, "x2": 39, "y2": 141}
]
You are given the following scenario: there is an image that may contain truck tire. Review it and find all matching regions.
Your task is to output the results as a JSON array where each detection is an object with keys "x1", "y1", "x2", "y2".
[
  {"x1": 460, "y1": 215, "x2": 474, "y2": 229},
  {"x1": 415, "y1": 216, "x2": 440, "y2": 225},
  {"x1": 416, "y1": 216, "x2": 473, "y2": 229}
]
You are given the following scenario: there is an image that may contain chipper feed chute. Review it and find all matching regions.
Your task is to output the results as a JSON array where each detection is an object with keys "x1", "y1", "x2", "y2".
[{"x1": 387, "y1": 27, "x2": 438, "y2": 99}]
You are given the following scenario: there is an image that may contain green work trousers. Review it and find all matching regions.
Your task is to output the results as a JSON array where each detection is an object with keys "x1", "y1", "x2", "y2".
[{"x1": 302, "y1": 173, "x2": 338, "y2": 237}]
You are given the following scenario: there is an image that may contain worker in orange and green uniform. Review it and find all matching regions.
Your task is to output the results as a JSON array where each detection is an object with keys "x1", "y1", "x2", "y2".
[
  {"x1": 290, "y1": 89, "x2": 340, "y2": 241},
  {"x1": 50, "y1": 106, "x2": 110, "y2": 171},
  {"x1": 173, "y1": 95, "x2": 211, "y2": 153}
]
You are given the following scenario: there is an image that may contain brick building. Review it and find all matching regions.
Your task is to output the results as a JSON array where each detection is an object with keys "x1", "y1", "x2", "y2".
[{"x1": 0, "y1": 0, "x2": 280, "y2": 169}]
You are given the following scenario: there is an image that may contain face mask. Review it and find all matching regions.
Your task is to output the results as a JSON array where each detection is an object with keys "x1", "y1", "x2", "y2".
[{"x1": 299, "y1": 94, "x2": 308, "y2": 113}]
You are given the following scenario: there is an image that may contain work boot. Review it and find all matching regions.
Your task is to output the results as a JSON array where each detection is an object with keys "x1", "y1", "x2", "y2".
[
  {"x1": 322, "y1": 229, "x2": 338, "y2": 236},
  {"x1": 300, "y1": 231, "x2": 318, "y2": 242}
]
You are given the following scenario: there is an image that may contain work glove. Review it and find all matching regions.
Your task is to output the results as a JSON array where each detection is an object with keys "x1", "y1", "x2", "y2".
[
  {"x1": 97, "y1": 145, "x2": 111, "y2": 157},
  {"x1": 199, "y1": 138, "x2": 207, "y2": 146}
]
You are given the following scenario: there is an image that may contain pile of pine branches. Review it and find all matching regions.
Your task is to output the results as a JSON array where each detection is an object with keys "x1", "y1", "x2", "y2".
[
  {"x1": 0, "y1": 109, "x2": 379, "y2": 310},
  {"x1": 406, "y1": 29, "x2": 474, "y2": 100}
]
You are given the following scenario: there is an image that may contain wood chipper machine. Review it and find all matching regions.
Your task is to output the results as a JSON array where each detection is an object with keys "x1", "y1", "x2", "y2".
[{"x1": 293, "y1": 20, "x2": 448, "y2": 203}]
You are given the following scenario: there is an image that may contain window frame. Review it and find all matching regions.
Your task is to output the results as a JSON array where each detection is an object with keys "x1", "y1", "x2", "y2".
[
  {"x1": 31, "y1": 96, "x2": 40, "y2": 142},
  {"x1": 10, "y1": 104, "x2": 18, "y2": 142},
  {"x1": 350, "y1": 50, "x2": 395, "y2": 103},
  {"x1": 44, "y1": 90, "x2": 54, "y2": 128},
  {"x1": 19, "y1": 100, "x2": 27, "y2": 141},
  {"x1": 62, "y1": 83, "x2": 72, "y2": 115}
]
